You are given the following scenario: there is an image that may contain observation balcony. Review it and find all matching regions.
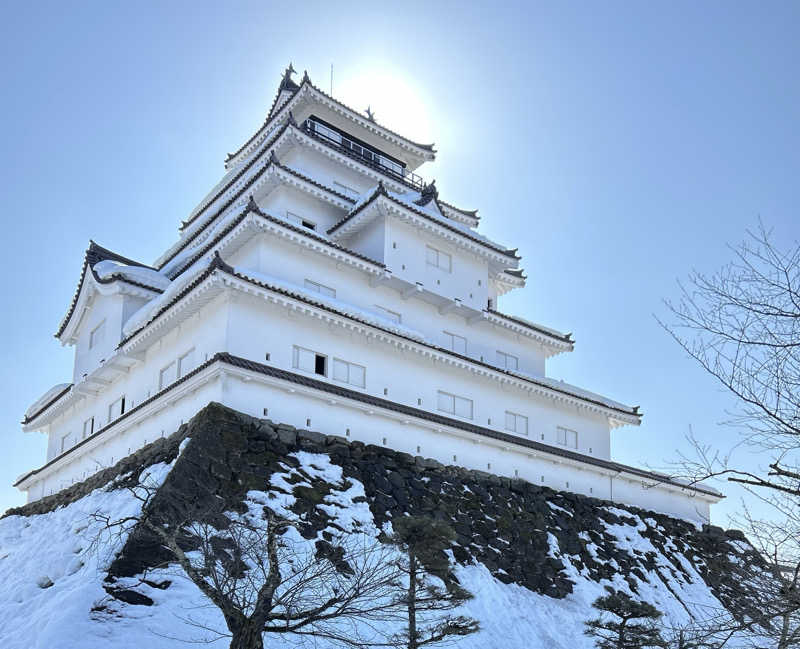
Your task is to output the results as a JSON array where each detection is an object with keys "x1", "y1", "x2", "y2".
[{"x1": 301, "y1": 117, "x2": 425, "y2": 191}]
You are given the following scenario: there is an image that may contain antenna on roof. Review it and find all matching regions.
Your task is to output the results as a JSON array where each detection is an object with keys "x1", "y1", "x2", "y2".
[{"x1": 330, "y1": 63, "x2": 333, "y2": 95}]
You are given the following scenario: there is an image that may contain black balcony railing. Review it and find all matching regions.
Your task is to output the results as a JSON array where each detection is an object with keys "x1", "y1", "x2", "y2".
[{"x1": 301, "y1": 118, "x2": 425, "y2": 191}]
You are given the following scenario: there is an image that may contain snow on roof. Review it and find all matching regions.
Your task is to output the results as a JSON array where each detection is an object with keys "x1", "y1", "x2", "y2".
[
  {"x1": 344, "y1": 185, "x2": 516, "y2": 257},
  {"x1": 93, "y1": 260, "x2": 171, "y2": 292},
  {"x1": 535, "y1": 375, "x2": 636, "y2": 415},
  {"x1": 24, "y1": 383, "x2": 72, "y2": 422},
  {"x1": 233, "y1": 267, "x2": 428, "y2": 343}
]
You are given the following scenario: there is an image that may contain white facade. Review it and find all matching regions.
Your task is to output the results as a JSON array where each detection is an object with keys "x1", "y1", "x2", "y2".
[{"x1": 17, "y1": 66, "x2": 722, "y2": 521}]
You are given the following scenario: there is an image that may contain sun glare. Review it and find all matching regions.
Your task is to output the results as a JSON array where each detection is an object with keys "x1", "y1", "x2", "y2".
[{"x1": 332, "y1": 67, "x2": 434, "y2": 146}]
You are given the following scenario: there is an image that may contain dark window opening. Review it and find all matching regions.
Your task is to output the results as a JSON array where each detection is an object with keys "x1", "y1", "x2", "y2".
[
  {"x1": 120, "y1": 398, "x2": 126, "y2": 415},
  {"x1": 314, "y1": 354, "x2": 326, "y2": 376},
  {"x1": 301, "y1": 220, "x2": 316, "y2": 230}
]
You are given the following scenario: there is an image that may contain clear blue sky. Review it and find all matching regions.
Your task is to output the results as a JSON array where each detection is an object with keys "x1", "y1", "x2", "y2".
[{"x1": 1, "y1": 1, "x2": 798, "y2": 523}]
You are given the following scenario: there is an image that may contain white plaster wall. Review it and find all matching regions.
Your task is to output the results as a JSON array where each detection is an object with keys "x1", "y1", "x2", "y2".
[
  {"x1": 224, "y1": 296, "x2": 609, "y2": 459},
  {"x1": 281, "y1": 146, "x2": 375, "y2": 199},
  {"x1": 32, "y1": 378, "x2": 223, "y2": 501},
  {"x1": 222, "y1": 375, "x2": 711, "y2": 522},
  {"x1": 384, "y1": 218, "x2": 489, "y2": 312},
  {"x1": 256, "y1": 184, "x2": 344, "y2": 233},
  {"x1": 46, "y1": 294, "x2": 230, "y2": 463},
  {"x1": 227, "y1": 231, "x2": 547, "y2": 376}
]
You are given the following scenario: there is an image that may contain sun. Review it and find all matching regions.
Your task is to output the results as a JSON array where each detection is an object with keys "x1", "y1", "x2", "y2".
[{"x1": 332, "y1": 66, "x2": 434, "y2": 146}]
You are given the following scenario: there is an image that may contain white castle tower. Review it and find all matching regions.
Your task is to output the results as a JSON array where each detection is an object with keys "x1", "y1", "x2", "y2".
[{"x1": 17, "y1": 65, "x2": 721, "y2": 521}]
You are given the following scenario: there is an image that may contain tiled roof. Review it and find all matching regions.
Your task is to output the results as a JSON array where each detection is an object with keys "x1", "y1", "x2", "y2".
[
  {"x1": 328, "y1": 183, "x2": 520, "y2": 260},
  {"x1": 165, "y1": 156, "x2": 372, "y2": 278},
  {"x1": 487, "y1": 309, "x2": 573, "y2": 344},
  {"x1": 14, "y1": 352, "x2": 718, "y2": 499},
  {"x1": 55, "y1": 242, "x2": 160, "y2": 339},
  {"x1": 121, "y1": 260, "x2": 631, "y2": 419},
  {"x1": 225, "y1": 69, "x2": 434, "y2": 172},
  {"x1": 21, "y1": 384, "x2": 73, "y2": 425},
  {"x1": 168, "y1": 197, "x2": 385, "y2": 281}
]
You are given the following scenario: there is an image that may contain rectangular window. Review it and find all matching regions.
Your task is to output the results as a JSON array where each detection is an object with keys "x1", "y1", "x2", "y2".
[
  {"x1": 496, "y1": 350, "x2": 519, "y2": 371},
  {"x1": 293, "y1": 346, "x2": 327, "y2": 376},
  {"x1": 108, "y1": 396, "x2": 125, "y2": 423},
  {"x1": 505, "y1": 411, "x2": 528, "y2": 436},
  {"x1": 373, "y1": 305, "x2": 402, "y2": 324},
  {"x1": 426, "y1": 245, "x2": 452, "y2": 272},
  {"x1": 304, "y1": 279, "x2": 336, "y2": 298},
  {"x1": 89, "y1": 320, "x2": 106, "y2": 349},
  {"x1": 437, "y1": 390, "x2": 473, "y2": 419},
  {"x1": 60, "y1": 433, "x2": 72, "y2": 453},
  {"x1": 443, "y1": 331, "x2": 467, "y2": 355},
  {"x1": 82, "y1": 416, "x2": 95, "y2": 439},
  {"x1": 557, "y1": 426, "x2": 578, "y2": 449},
  {"x1": 332, "y1": 358, "x2": 366, "y2": 388},
  {"x1": 177, "y1": 348, "x2": 196, "y2": 378},
  {"x1": 159, "y1": 360, "x2": 177, "y2": 390},
  {"x1": 287, "y1": 211, "x2": 317, "y2": 231},
  {"x1": 333, "y1": 181, "x2": 359, "y2": 199}
]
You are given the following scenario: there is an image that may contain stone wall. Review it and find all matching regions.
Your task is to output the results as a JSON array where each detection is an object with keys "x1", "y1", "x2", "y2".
[{"x1": 7, "y1": 402, "x2": 763, "y2": 621}]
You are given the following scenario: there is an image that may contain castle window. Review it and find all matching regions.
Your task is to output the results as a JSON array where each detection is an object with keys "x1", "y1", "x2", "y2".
[
  {"x1": 177, "y1": 348, "x2": 196, "y2": 378},
  {"x1": 304, "y1": 279, "x2": 336, "y2": 298},
  {"x1": 60, "y1": 433, "x2": 72, "y2": 453},
  {"x1": 374, "y1": 305, "x2": 402, "y2": 324},
  {"x1": 108, "y1": 396, "x2": 125, "y2": 423},
  {"x1": 505, "y1": 411, "x2": 528, "y2": 436},
  {"x1": 82, "y1": 416, "x2": 94, "y2": 439},
  {"x1": 496, "y1": 350, "x2": 519, "y2": 371},
  {"x1": 426, "y1": 245, "x2": 452, "y2": 272},
  {"x1": 159, "y1": 361, "x2": 177, "y2": 390},
  {"x1": 332, "y1": 358, "x2": 366, "y2": 388},
  {"x1": 437, "y1": 390, "x2": 473, "y2": 419},
  {"x1": 89, "y1": 320, "x2": 106, "y2": 349},
  {"x1": 557, "y1": 426, "x2": 578, "y2": 449},
  {"x1": 293, "y1": 346, "x2": 327, "y2": 377},
  {"x1": 301, "y1": 220, "x2": 316, "y2": 230},
  {"x1": 443, "y1": 331, "x2": 467, "y2": 355}
]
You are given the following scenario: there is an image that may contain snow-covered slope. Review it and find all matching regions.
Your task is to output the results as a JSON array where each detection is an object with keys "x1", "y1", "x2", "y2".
[{"x1": 0, "y1": 404, "x2": 767, "y2": 649}]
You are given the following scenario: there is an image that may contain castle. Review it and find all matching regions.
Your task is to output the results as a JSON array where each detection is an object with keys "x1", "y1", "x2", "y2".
[{"x1": 17, "y1": 65, "x2": 721, "y2": 521}]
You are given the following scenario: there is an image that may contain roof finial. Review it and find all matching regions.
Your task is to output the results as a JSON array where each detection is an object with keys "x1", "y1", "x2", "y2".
[
  {"x1": 246, "y1": 195, "x2": 260, "y2": 213},
  {"x1": 209, "y1": 250, "x2": 234, "y2": 274},
  {"x1": 287, "y1": 111, "x2": 297, "y2": 126},
  {"x1": 302, "y1": 69, "x2": 311, "y2": 84},
  {"x1": 278, "y1": 63, "x2": 300, "y2": 93},
  {"x1": 365, "y1": 106, "x2": 376, "y2": 122},
  {"x1": 269, "y1": 150, "x2": 279, "y2": 164}
]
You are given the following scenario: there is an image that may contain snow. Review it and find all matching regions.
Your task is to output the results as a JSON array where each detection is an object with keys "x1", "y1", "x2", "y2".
[
  {"x1": 234, "y1": 267, "x2": 428, "y2": 343},
  {"x1": 122, "y1": 260, "x2": 213, "y2": 338},
  {"x1": 92, "y1": 261, "x2": 171, "y2": 291},
  {"x1": 24, "y1": 383, "x2": 71, "y2": 420},
  {"x1": 0, "y1": 451, "x2": 762, "y2": 648},
  {"x1": 0, "y1": 462, "x2": 173, "y2": 649}
]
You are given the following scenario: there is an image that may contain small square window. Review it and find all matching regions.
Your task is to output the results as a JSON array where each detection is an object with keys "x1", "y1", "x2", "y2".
[{"x1": 557, "y1": 426, "x2": 578, "y2": 449}]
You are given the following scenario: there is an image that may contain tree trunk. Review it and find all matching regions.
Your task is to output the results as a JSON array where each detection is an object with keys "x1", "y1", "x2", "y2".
[
  {"x1": 408, "y1": 551, "x2": 418, "y2": 649},
  {"x1": 229, "y1": 622, "x2": 264, "y2": 649}
]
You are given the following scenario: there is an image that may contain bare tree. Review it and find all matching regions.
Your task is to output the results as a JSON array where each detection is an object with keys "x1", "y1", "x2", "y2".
[
  {"x1": 93, "y1": 474, "x2": 406, "y2": 649},
  {"x1": 384, "y1": 516, "x2": 479, "y2": 649},
  {"x1": 660, "y1": 221, "x2": 800, "y2": 644},
  {"x1": 660, "y1": 222, "x2": 800, "y2": 497}
]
